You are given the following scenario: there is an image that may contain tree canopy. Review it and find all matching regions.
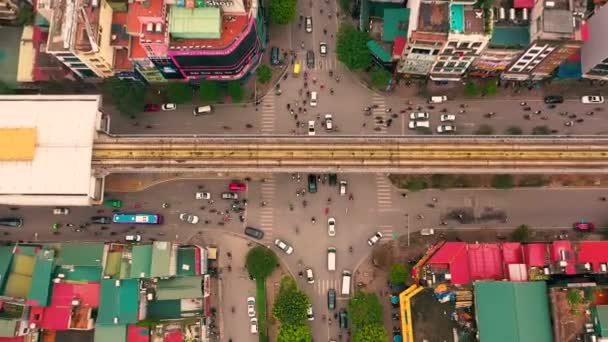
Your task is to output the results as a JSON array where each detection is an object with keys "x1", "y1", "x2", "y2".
[
  {"x1": 245, "y1": 246, "x2": 278, "y2": 280},
  {"x1": 492, "y1": 174, "x2": 514, "y2": 189},
  {"x1": 165, "y1": 82, "x2": 192, "y2": 104},
  {"x1": 476, "y1": 124, "x2": 495, "y2": 135},
  {"x1": 102, "y1": 77, "x2": 146, "y2": 117},
  {"x1": 277, "y1": 323, "x2": 312, "y2": 342},
  {"x1": 389, "y1": 264, "x2": 410, "y2": 286},
  {"x1": 269, "y1": 0, "x2": 297, "y2": 24},
  {"x1": 199, "y1": 80, "x2": 221, "y2": 103},
  {"x1": 257, "y1": 64, "x2": 273, "y2": 84},
  {"x1": 272, "y1": 276, "x2": 309, "y2": 325},
  {"x1": 511, "y1": 224, "x2": 531, "y2": 242},
  {"x1": 336, "y1": 23, "x2": 371, "y2": 71},
  {"x1": 226, "y1": 81, "x2": 244, "y2": 102},
  {"x1": 348, "y1": 291, "x2": 383, "y2": 329},
  {"x1": 464, "y1": 81, "x2": 478, "y2": 97},
  {"x1": 353, "y1": 324, "x2": 388, "y2": 342},
  {"x1": 369, "y1": 67, "x2": 392, "y2": 89}
]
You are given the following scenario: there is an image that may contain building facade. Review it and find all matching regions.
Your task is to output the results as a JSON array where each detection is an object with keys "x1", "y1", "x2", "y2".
[{"x1": 581, "y1": 3, "x2": 608, "y2": 80}]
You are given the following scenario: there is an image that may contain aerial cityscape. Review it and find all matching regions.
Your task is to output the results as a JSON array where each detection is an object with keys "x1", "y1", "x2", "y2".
[{"x1": 0, "y1": 0, "x2": 607, "y2": 341}]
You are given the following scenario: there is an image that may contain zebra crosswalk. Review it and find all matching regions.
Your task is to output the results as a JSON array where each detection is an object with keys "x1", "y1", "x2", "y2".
[
  {"x1": 315, "y1": 279, "x2": 340, "y2": 295},
  {"x1": 376, "y1": 174, "x2": 393, "y2": 211},
  {"x1": 377, "y1": 225, "x2": 395, "y2": 239},
  {"x1": 258, "y1": 176, "x2": 276, "y2": 243},
  {"x1": 259, "y1": 93, "x2": 276, "y2": 134},
  {"x1": 371, "y1": 94, "x2": 387, "y2": 133},
  {"x1": 296, "y1": 52, "x2": 344, "y2": 72}
]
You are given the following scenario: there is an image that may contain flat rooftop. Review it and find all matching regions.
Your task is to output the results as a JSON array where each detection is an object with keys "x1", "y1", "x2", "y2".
[
  {"x1": 47, "y1": 0, "x2": 101, "y2": 52},
  {"x1": 0, "y1": 95, "x2": 102, "y2": 206},
  {"x1": 418, "y1": 2, "x2": 450, "y2": 33},
  {"x1": 169, "y1": 14, "x2": 250, "y2": 50}
]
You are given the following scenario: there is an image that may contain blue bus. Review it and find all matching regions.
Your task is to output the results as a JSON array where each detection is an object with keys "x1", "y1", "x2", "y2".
[{"x1": 112, "y1": 213, "x2": 163, "y2": 225}]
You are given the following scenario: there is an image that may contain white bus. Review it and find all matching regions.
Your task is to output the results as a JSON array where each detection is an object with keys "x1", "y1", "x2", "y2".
[
  {"x1": 341, "y1": 270, "x2": 352, "y2": 296},
  {"x1": 327, "y1": 247, "x2": 336, "y2": 271}
]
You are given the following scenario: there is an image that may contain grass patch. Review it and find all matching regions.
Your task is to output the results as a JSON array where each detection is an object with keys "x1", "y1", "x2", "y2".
[{"x1": 256, "y1": 278, "x2": 268, "y2": 342}]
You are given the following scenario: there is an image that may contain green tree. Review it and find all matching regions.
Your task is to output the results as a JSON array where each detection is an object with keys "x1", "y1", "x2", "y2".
[
  {"x1": 257, "y1": 64, "x2": 273, "y2": 84},
  {"x1": 0, "y1": 81, "x2": 15, "y2": 94},
  {"x1": 245, "y1": 246, "x2": 278, "y2": 280},
  {"x1": 199, "y1": 80, "x2": 221, "y2": 103},
  {"x1": 389, "y1": 264, "x2": 410, "y2": 286},
  {"x1": 226, "y1": 81, "x2": 244, "y2": 102},
  {"x1": 369, "y1": 67, "x2": 392, "y2": 89},
  {"x1": 532, "y1": 125, "x2": 552, "y2": 135},
  {"x1": 339, "y1": 0, "x2": 351, "y2": 12},
  {"x1": 492, "y1": 174, "x2": 514, "y2": 189},
  {"x1": 464, "y1": 81, "x2": 478, "y2": 97},
  {"x1": 336, "y1": 23, "x2": 371, "y2": 71},
  {"x1": 272, "y1": 276, "x2": 309, "y2": 325},
  {"x1": 165, "y1": 82, "x2": 192, "y2": 104},
  {"x1": 505, "y1": 126, "x2": 523, "y2": 135},
  {"x1": 406, "y1": 176, "x2": 428, "y2": 192},
  {"x1": 269, "y1": 0, "x2": 297, "y2": 24},
  {"x1": 353, "y1": 324, "x2": 388, "y2": 342},
  {"x1": 102, "y1": 77, "x2": 146, "y2": 117},
  {"x1": 511, "y1": 224, "x2": 530, "y2": 242},
  {"x1": 483, "y1": 80, "x2": 498, "y2": 96},
  {"x1": 16, "y1": 5, "x2": 34, "y2": 25},
  {"x1": 475, "y1": 124, "x2": 495, "y2": 135},
  {"x1": 277, "y1": 324, "x2": 312, "y2": 342},
  {"x1": 348, "y1": 292, "x2": 383, "y2": 329}
]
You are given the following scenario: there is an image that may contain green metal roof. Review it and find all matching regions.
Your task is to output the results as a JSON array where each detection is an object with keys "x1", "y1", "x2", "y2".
[
  {"x1": 130, "y1": 245, "x2": 152, "y2": 279},
  {"x1": 50, "y1": 243, "x2": 105, "y2": 267},
  {"x1": 593, "y1": 305, "x2": 608, "y2": 336},
  {"x1": 147, "y1": 300, "x2": 183, "y2": 320},
  {"x1": 155, "y1": 276, "x2": 203, "y2": 300},
  {"x1": 94, "y1": 324, "x2": 127, "y2": 342},
  {"x1": 56, "y1": 265, "x2": 102, "y2": 282},
  {"x1": 97, "y1": 279, "x2": 139, "y2": 325},
  {"x1": 177, "y1": 247, "x2": 196, "y2": 277},
  {"x1": 382, "y1": 8, "x2": 409, "y2": 42},
  {"x1": 28, "y1": 249, "x2": 55, "y2": 306},
  {"x1": 475, "y1": 281, "x2": 552, "y2": 342},
  {"x1": 490, "y1": 26, "x2": 530, "y2": 48},
  {"x1": 367, "y1": 40, "x2": 392, "y2": 63},
  {"x1": 0, "y1": 318, "x2": 17, "y2": 338},
  {"x1": 150, "y1": 241, "x2": 173, "y2": 278},
  {"x1": 0, "y1": 246, "x2": 14, "y2": 294},
  {"x1": 169, "y1": 7, "x2": 221, "y2": 39}
]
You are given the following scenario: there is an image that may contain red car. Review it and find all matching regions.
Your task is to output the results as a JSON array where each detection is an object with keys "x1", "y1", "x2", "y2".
[
  {"x1": 229, "y1": 182, "x2": 247, "y2": 192},
  {"x1": 144, "y1": 104, "x2": 160, "y2": 112},
  {"x1": 574, "y1": 222, "x2": 595, "y2": 231}
]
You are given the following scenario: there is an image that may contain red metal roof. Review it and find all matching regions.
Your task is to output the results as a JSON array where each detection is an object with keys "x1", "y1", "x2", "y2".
[
  {"x1": 164, "y1": 330, "x2": 183, "y2": 342},
  {"x1": 169, "y1": 15, "x2": 250, "y2": 49},
  {"x1": 0, "y1": 337, "x2": 25, "y2": 342},
  {"x1": 578, "y1": 241, "x2": 608, "y2": 272},
  {"x1": 51, "y1": 282, "x2": 100, "y2": 308},
  {"x1": 514, "y1": 0, "x2": 534, "y2": 8},
  {"x1": 467, "y1": 244, "x2": 504, "y2": 280},
  {"x1": 551, "y1": 241, "x2": 576, "y2": 274},
  {"x1": 502, "y1": 242, "x2": 523, "y2": 264},
  {"x1": 427, "y1": 242, "x2": 470, "y2": 285},
  {"x1": 524, "y1": 243, "x2": 548, "y2": 267},
  {"x1": 126, "y1": 0, "x2": 165, "y2": 35},
  {"x1": 410, "y1": 31, "x2": 447, "y2": 42},
  {"x1": 111, "y1": 12, "x2": 130, "y2": 47},
  {"x1": 392, "y1": 36, "x2": 407, "y2": 57},
  {"x1": 128, "y1": 325, "x2": 150, "y2": 342},
  {"x1": 130, "y1": 36, "x2": 149, "y2": 59}
]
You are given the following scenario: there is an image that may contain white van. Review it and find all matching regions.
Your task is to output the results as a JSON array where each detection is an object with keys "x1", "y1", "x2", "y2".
[
  {"x1": 420, "y1": 228, "x2": 435, "y2": 236},
  {"x1": 428, "y1": 96, "x2": 447, "y2": 104},
  {"x1": 408, "y1": 120, "x2": 430, "y2": 129},
  {"x1": 327, "y1": 247, "x2": 336, "y2": 271},
  {"x1": 310, "y1": 91, "x2": 318, "y2": 107},
  {"x1": 341, "y1": 270, "x2": 351, "y2": 296},
  {"x1": 193, "y1": 105, "x2": 212, "y2": 116}
]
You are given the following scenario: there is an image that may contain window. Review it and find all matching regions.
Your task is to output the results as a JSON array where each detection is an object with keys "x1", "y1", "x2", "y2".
[
  {"x1": 443, "y1": 49, "x2": 454, "y2": 55},
  {"x1": 516, "y1": 61, "x2": 526, "y2": 66},
  {"x1": 70, "y1": 63, "x2": 88, "y2": 68},
  {"x1": 529, "y1": 48, "x2": 541, "y2": 54},
  {"x1": 510, "y1": 67, "x2": 523, "y2": 72},
  {"x1": 435, "y1": 62, "x2": 445, "y2": 68},
  {"x1": 448, "y1": 41, "x2": 458, "y2": 47},
  {"x1": 55, "y1": 52, "x2": 74, "y2": 57},
  {"x1": 446, "y1": 62, "x2": 457, "y2": 68},
  {"x1": 62, "y1": 57, "x2": 81, "y2": 62},
  {"x1": 458, "y1": 42, "x2": 471, "y2": 48},
  {"x1": 472, "y1": 42, "x2": 482, "y2": 48},
  {"x1": 522, "y1": 56, "x2": 532, "y2": 61}
]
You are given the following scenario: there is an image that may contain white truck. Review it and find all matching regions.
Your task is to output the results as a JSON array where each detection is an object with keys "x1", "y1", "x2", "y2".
[
  {"x1": 327, "y1": 247, "x2": 336, "y2": 271},
  {"x1": 428, "y1": 95, "x2": 447, "y2": 104},
  {"x1": 341, "y1": 270, "x2": 352, "y2": 296}
]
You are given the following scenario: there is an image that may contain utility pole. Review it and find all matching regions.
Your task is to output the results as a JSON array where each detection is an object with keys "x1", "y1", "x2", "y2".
[{"x1": 405, "y1": 214, "x2": 410, "y2": 247}]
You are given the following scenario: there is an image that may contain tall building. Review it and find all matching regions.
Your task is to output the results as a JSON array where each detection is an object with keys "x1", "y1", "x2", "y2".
[
  {"x1": 0, "y1": 0, "x2": 19, "y2": 21},
  {"x1": 501, "y1": 0, "x2": 586, "y2": 81},
  {"x1": 581, "y1": 3, "x2": 608, "y2": 81}
]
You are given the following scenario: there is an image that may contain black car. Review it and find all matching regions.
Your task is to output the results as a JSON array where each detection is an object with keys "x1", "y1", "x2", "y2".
[
  {"x1": 339, "y1": 309, "x2": 348, "y2": 329},
  {"x1": 544, "y1": 95, "x2": 564, "y2": 104},
  {"x1": 0, "y1": 217, "x2": 22, "y2": 228},
  {"x1": 90, "y1": 216, "x2": 111, "y2": 224},
  {"x1": 306, "y1": 50, "x2": 315, "y2": 69},
  {"x1": 270, "y1": 47, "x2": 280, "y2": 65},
  {"x1": 308, "y1": 174, "x2": 317, "y2": 193},
  {"x1": 244, "y1": 226, "x2": 264, "y2": 240},
  {"x1": 327, "y1": 289, "x2": 336, "y2": 310},
  {"x1": 328, "y1": 173, "x2": 337, "y2": 186}
]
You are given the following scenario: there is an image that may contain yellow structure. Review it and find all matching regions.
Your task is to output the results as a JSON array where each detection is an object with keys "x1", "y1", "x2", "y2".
[
  {"x1": 399, "y1": 284, "x2": 424, "y2": 342},
  {"x1": 0, "y1": 128, "x2": 37, "y2": 161},
  {"x1": 17, "y1": 26, "x2": 35, "y2": 82}
]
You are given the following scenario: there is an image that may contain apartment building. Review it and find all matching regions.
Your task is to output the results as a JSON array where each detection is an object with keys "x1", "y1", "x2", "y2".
[{"x1": 581, "y1": 3, "x2": 608, "y2": 81}]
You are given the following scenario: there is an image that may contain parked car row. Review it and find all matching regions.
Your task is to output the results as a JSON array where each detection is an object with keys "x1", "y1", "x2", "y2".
[{"x1": 408, "y1": 111, "x2": 456, "y2": 133}]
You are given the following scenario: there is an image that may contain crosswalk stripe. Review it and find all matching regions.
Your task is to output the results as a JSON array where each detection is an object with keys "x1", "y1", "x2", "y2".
[{"x1": 376, "y1": 174, "x2": 393, "y2": 208}]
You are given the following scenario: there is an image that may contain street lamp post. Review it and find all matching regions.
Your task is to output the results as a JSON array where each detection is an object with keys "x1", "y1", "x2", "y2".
[{"x1": 405, "y1": 214, "x2": 410, "y2": 247}]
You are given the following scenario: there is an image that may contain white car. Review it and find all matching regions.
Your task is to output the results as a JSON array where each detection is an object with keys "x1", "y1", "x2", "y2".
[
  {"x1": 179, "y1": 213, "x2": 200, "y2": 224},
  {"x1": 53, "y1": 208, "x2": 69, "y2": 215},
  {"x1": 367, "y1": 231, "x2": 383, "y2": 246},
  {"x1": 247, "y1": 297, "x2": 256, "y2": 317},
  {"x1": 310, "y1": 91, "x2": 318, "y2": 107},
  {"x1": 195, "y1": 192, "x2": 211, "y2": 200},
  {"x1": 221, "y1": 192, "x2": 238, "y2": 200},
  {"x1": 307, "y1": 304, "x2": 314, "y2": 320},
  {"x1": 581, "y1": 95, "x2": 604, "y2": 104},
  {"x1": 327, "y1": 217, "x2": 336, "y2": 237},
  {"x1": 320, "y1": 42, "x2": 327, "y2": 56},
  {"x1": 161, "y1": 103, "x2": 177, "y2": 111},
  {"x1": 274, "y1": 238, "x2": 294, "y2": 254},
  {"x1": 250, "y1": 317, "x2": 258, "y2": 334},
  {"x1": 339, "y1": 180, "x2": 347, "y2": 196},
  {"x1": 409, "y1": 112, "x2": 429, "y2": 120},
  {"x1": 308, "y1": 120, "x2": 316, "y2": 136},
  {"x1": 324, "y1": 114, "x2": 333, "y2": 131},
  {"x1": 440, "y1": 114, "x2": 456, "y2": 122},
  {"x1": 305, "y1": 268, "x2": 315, "y2": 284},
  {"x1": 408, "y1": 120, "x2": 430, "y2": 129},
  {"x1": 125, "y1": 234, "x2": 142, "y2": 242},
  {"x1": 305, "y1": 16, "x2": 312, "y2": 33},
  {"x1": 437, "y1": 125, "x2": 456, "y2": 133}
]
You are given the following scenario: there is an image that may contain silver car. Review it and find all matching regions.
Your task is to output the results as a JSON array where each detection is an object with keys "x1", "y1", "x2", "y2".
[{"x1": 274, "y1": 238, "x2": 294, "y2": 254}]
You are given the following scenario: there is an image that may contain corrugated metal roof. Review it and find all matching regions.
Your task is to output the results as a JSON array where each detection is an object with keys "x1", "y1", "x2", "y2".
[
  {"x1": 94, "y1": 324, "x2": 127, "y2": 342},
  {"x1": 382, "y1": 8, "x2": 409, "y2": 42},
  {"x1": 130, "y1": 245, "x2": 152, "y2": 278},
  {"x1": 169, "y1": 7, "x2": 221, "y2": 39},
  {"x1": 150, "y1": 241, "x2": 173, "y2": 278},
  {"x1": 475, "y1": 281, "x2": 553, "y2": 342},
  {"x1": 97, "y1": 279, "x2": 139, "y2": 325},
  {"x1": 490, "y1": 26, "x2": 530, "y2": 48},
  {"x1": 367, "y1": 40, "x2": 392, "y2": 62},
  {"x1": 155, "y1": 276, "x2": 203, "y2": 300},
  {"x1": 27, "y1": 249, "x2": 55, "y2": 306}
]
